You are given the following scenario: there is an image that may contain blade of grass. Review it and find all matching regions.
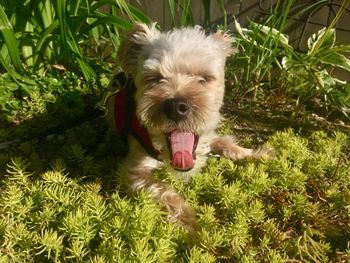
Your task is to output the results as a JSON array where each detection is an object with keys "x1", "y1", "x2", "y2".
[
  {"x1": 90, "y1": 0, "x2": 150, "y2": 23},
  {"x1": 115, "y1": 0, "x2": 137, "y2": 22},
  {"x1": 180, "y1": 0, "x2": 193, "y2": 26},
  {"x1": 168, "y1": 0, "x2": 176, "y2": 26},
  {"x1": 66, "y1": 29, "x2": 96, "y2": 81},
  {"x1": 0, "y1": 53, "x2": 36, "y2": 86},
  {"x1": 127, "y1": 4, "x2": 151, "y2": 23},
  {"x1": 216, "y1": 0, "x2": 227, "y2": 28},
  {"x1": 39, "y1": 0, "x2": 54, "y2": 29},
  {"x1": 85, "y1": 12, "x2": 132, "y2": 32},
  {"x1": 56, "y1": 0, "x2": 68, "y2": 51},
  {"x1": 106, "y1": 26, "x2": 120, "y2": 54},
  {"x1": 0, "y1": 4, "x2": 22, "y2": 72},
  {"x1": 310, "y1": 0, "x2": 350, "y2": 55},
  {"x1": 202, "y1": 0, "x2": 211, "y2": 27},
  {"x1": 71, "y1": 0, "x2": 82, "y2": 16},
  {"x1": 22, "y1": 21, "x2": 34, "y2": 67},
  {"x1": 32, "y1": 20, "x2": 59, "y2": 67}
]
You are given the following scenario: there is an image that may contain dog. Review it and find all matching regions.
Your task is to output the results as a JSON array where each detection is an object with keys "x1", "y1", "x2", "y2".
[{"x1": 104, "y1": 23, "x2": 272, "y2": 232}]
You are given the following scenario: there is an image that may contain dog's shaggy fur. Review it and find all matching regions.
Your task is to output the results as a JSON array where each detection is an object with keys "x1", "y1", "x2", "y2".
[{"x1": 106, "y1": 23, "x2": 272, "y2": 232}]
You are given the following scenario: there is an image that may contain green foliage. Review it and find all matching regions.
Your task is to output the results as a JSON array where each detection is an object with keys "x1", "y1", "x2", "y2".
[
  {"x1": 229, "y1": 0, "x2": 350, "y2": 117},
  {"x1": 0, "y1": 0, "x2": 150, "y2": 119},
  {"x1": 0, "y1": 129, "x2": 349, "y2": 262},
  {"x1": 281, "y1": 27, "x2": 350, "y2": 115},
  {"x1": 0, "y1": 71, "x2": 108, "y2": 122},
  {"x1": 167, "y1": 0, "x2": 227, "y2": 28},
  {"x1": 0, "y1": 0, "x2": 149, "y2": 81}
]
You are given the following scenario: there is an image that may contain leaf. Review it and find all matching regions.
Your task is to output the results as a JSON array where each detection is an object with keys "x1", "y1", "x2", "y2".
[
  {"x1": 85, "y1": 12, "x2": 132, "y2": 32},
  {"x1": 254, "y1": 23, "x2": 291, "y2": 48},
  {"x1": 0, "y1": 53, "x2": 35, "y2": 85},
  {"x1": 39, "y1": 0, "x2": 54, "y2": 29},
  {"x1": 0, "y1": 4, "x2": 22, "y2": 72},
  {"x1": 216, "y1": 0, "x2": 227, "y2": 28},
  {"x1": 320, "y1": 70, "x2": 346, "y2": 87},
  {"x1": 319, "y1": 52, "x2": 350, "y2": 71},
  {"x1": 127, "y1": 4, "x2": 151, "y2": 23},
  {"x1": 327, "y1": 45, "x2": 350, "y2": 54},
  {"x1": 307, "y1": 28, "x2": 335, "y2": 55},
  {"x1": 281, "y1": 56, "x2": 292, "y2": 69},
  {"x1": 234, "y1": 18, "x2": 244, "y2": 37},
  {"x1": 33, "y1": 20, "x2": 59, "y2": 66},
  {"x1": 202, "y1": 0, "x2": 211, "y2": 27},
  {"x1": 234, "y1": 18, "x2": 253, "y2": 42},
  {"x1": 22, "y1": 21, "x2": 34, "y2": 67},
  {"x1": 56, "y1": 0, "x2": 68, "y2": 51}
]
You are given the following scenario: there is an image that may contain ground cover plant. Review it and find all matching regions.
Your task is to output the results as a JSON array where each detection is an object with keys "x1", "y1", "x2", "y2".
[
  {"x1": 1, "y1": 0, "x2": 350, "y2": 262},
  {"x1": 1, "y1": 123, "x2": 349, "y2": 262}
]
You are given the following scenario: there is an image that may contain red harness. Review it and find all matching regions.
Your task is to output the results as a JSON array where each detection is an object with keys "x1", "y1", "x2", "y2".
[{"x1": 113, "y1": 73, "x2": 160, "y2": 160}]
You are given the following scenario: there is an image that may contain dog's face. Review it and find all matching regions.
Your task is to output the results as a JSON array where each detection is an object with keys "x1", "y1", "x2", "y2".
[{"x1": 118, "y1": 23, "x2": 235, "y2": 172}]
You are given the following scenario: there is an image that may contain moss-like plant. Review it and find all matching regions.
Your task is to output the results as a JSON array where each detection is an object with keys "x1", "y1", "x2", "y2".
[{"x1": 1, "y1": 129, "x2": 349, "y2": 262}]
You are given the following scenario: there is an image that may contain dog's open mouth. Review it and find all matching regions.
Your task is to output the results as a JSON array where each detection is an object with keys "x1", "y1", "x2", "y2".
[{"x1": 166, "y1": 131, "x2": 199, "y2": 171}]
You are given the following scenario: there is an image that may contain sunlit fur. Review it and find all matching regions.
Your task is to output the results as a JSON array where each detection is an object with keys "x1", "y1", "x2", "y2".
[{"x1": 107, "y1": 23, "x2": 273, "y2": 232}]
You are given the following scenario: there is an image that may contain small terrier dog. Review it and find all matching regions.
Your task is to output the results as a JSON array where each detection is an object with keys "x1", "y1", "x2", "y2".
[{"x1": 105, "y1": 23, "x2": 271, "y2": 231}]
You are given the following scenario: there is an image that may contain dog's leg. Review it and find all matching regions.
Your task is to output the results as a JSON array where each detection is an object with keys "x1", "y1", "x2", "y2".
[
  {"x1": 127, "y1": 165, "x2": 198, "y2": 231},
  {"x1": 122, "y1": 142, "x2": 198, "y2": 232},
  {"x1": 210, "y1": 135, "x2": 273, "y2": 160}
]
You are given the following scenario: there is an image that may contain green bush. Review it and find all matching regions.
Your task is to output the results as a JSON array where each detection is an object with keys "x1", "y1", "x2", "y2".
[{"x1": 228, "y1": 0, "x2": 350, "y2": 118}]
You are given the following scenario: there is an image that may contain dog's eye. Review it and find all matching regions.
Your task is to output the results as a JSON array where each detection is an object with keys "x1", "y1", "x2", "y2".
[
  {"x1": 145, "y1": 74, "x2": 165, "y2": 84},
  {"x1": 198, "y1": 75, "x2": 215, "y2": 85}
]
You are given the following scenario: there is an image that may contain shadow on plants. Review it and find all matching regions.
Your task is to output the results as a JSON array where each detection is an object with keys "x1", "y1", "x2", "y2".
[{"x1": 0, "y1": 72, "x2": 128, "y2": 193}]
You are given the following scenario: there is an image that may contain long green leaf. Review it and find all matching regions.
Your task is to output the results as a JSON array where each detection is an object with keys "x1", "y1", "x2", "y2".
[
  {"x1": 90, "y1": 0, "x2": 150, "y2": 23},
  {"x1": 115, "y1": 0, "x2": 136, "y2": 22},
  {"x1": 0, "y1": 53, "x2": 35, "y2": 86},
  {"x1": 309, "y1": 0, "x2": 350, "y2": 56},
  {"x1": 127, "y1": 4, "x2": 151, "y2": 23},
  {"x1": 202, "y1": 0, "x2": 211, "y2": 27},
  {"x1": 39, "y1": 0, "x2": 54, "y2": 29},
  {"x1": 56, "y1": 0, "x2": 68, "y2": 51},
  {"x1": 22, "y1": 21, "x2": 34, "y2": 67},
  {"x1": 0, "y1": 4, "x2": 22, "y2": 72},
  {"x1": 319, "y1": 52, "x2": 350, "y2": 71},
  {"x1": 33, "y1": 20, "x2": 59, "y2": 66},
  {"x1": 327, "y1": 45, "x2": 350, "y2": 53},
  {"x1": 216, "y1": 0, "x2": 226, "y2": 28},
  {"x1": 168, "y1": 0, "x2": 176, "y2": 26},
  {"x1": 86, "y1": 13, "x2": 132, "y2": 32},
  {"x1": 71, "y1": 0, "x2": 82, "y2": 16},
  {"x1": 66, "y1": 29, "x2": 96, "y2": 81},
  {"x1": 307, "y1": 28, "x2": 335, "y2": 55},
  {"x1": 180, "y1": 0, "x2": 193, "y2": 26}
]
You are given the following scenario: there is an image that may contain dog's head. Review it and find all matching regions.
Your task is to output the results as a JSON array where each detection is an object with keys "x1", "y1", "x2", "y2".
[{"x1": 117, "y1": 23, "x2": 236, "y2": 172}]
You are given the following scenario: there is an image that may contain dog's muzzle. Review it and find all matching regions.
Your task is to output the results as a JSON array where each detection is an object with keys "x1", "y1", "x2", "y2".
[
  {"x1": 163, "y1": 98, "x2": 190, "y2": 123},
  {"x1": 163, "y1": 98, "x2": 198, "y2": 171}
]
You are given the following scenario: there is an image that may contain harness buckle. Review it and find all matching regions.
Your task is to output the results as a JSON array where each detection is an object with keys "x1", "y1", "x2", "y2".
[{"x1": 97, "y1": 72, "x2": 128, "y2": 115}]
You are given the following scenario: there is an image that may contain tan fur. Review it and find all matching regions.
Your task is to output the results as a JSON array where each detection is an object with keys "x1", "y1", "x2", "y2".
[{"x1": 107, "y1": 23, "x2": 273, "y2": 233}]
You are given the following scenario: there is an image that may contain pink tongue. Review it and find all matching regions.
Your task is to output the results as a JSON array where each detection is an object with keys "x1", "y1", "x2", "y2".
[{"x1": 169, "y1": 131, "x2": 195, "y2": 171}]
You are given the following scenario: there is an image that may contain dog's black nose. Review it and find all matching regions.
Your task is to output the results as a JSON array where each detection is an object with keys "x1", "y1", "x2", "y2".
[{"x1": 163, "y1": 98, "x2": 190, "y2": 122}]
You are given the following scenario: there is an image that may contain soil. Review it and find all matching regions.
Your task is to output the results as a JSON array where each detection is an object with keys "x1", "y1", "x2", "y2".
[{"x1": 222, "y1": 98, "x2": 350, "y2": 147}]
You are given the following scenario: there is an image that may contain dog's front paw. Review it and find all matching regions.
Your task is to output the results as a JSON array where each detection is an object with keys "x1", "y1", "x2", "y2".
[{"x1": 161, "y1": 191, "x2": 199, "y2": 233}]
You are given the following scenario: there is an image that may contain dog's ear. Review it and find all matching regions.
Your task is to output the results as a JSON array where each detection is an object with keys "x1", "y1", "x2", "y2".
[
  {"x1": 210, "y1": 30, "x2": 237, "y2": 57},
  {"x1": 117, "y1": 22, "x2": 160, "y2": 74}
]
